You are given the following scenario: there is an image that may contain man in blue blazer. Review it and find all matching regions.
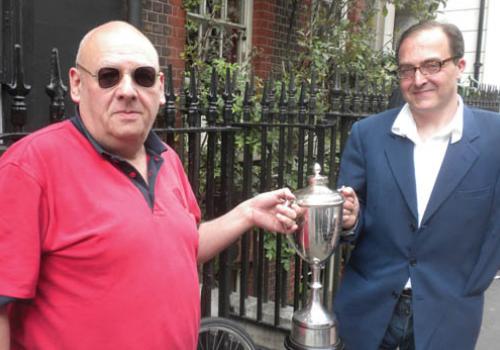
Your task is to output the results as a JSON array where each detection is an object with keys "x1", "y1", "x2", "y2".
[{"x1": 335, "y1": 20, "x2": 500, "y2": 350}]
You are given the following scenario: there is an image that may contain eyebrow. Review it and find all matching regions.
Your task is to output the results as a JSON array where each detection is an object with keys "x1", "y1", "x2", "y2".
[{"x1": 399, "y1": 58, "x2": 442, "y2": 66}]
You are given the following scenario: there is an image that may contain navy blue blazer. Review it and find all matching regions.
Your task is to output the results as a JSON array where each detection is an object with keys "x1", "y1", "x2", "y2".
[{"x1": 335, "y1": 106, "x2": 500, "y2": 350}]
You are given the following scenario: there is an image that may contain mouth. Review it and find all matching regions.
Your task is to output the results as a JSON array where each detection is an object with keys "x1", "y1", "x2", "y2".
[
  {"x1": 114, "y1": 110, "x2": 142, "y2": 120},
  {"x1": 115, "y1": 110, "x2": 141, "y2": 115},
  {"x1": 412, "y1": 89, "x2": 435, "y2": 97}
]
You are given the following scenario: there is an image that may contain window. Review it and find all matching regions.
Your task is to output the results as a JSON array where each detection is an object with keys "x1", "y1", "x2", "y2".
[{"x1": 186, "y1": 0, "x2": 253, "y2": 64}]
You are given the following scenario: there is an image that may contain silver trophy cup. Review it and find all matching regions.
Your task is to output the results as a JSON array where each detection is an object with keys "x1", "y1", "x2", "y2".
[{"x1": 285, "y1": 164, "x2": 344, "y2": 350}]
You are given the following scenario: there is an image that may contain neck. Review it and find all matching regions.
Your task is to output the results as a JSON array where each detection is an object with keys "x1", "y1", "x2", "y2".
[
  {"x1": 105, "y1": 140, "x2": 146, "y2": 162},
  {"x1": 411, "y1": 96, "x2": 459, "y2": 141},
  {"x1": 108, "y1": 142, "x2": 149, "y2": 183}
]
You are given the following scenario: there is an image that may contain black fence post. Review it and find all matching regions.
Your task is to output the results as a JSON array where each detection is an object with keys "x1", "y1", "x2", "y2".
[
  {"x1": 200, "y1": 67, "x2": 219, "y2": 318},
  {"x1": 3, "y1": 44, "x2": 31, "y2": 134},
  {"x1": 45, "y1": 48, "x2": 67, "y2": 124}
]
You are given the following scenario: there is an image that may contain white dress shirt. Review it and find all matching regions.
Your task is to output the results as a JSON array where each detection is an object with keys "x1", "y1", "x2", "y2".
[{"x1": 391, "y1": 96, "x2": 464, "y2": 289}]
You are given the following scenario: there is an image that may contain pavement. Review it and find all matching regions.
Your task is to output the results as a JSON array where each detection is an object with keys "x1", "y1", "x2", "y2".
[
  {"x1": 237, "y1": 276, "x2": 500, "y2": 350},
  {"x1": 476, "y1": 275, "x2": 500, "y2": 349}
]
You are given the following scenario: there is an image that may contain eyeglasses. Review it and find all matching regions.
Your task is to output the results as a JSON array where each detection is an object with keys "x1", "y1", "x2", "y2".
[
  {"x1": 397, "y1": 56, "x2": 459, "y2": 80},
  {"x1": 76, "y1": 63, "x2": 159, "y2": 89}
]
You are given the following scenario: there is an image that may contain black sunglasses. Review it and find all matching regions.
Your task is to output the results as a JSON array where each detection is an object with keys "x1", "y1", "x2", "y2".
[{"x1": 76, "y1": 63, "x2": 159, "y2": 89}]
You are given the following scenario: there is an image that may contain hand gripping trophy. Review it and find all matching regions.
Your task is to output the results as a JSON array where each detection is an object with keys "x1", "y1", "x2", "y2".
[{"x1": 285, "y1": 163, "x2": 345, "y2": 350}]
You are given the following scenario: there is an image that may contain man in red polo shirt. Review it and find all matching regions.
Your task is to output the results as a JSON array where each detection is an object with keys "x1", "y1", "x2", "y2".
[{"x1": 0, "y1": 21, "x2": 307, "y2": 349}]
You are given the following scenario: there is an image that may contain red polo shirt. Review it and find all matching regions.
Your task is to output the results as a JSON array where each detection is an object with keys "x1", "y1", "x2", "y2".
[{"x1": 0, "y1": 120, "x2": 202, "y2": 349}]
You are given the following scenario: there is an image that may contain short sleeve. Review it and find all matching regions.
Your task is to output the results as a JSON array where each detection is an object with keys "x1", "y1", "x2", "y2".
[{"x1": 0, "y1": 162, "x2": 45, "y2": 299}]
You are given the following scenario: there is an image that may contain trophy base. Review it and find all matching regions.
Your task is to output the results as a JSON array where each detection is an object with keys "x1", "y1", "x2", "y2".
[{"x1": 284, "y1": 335, "x2": 343, "y2": 350}]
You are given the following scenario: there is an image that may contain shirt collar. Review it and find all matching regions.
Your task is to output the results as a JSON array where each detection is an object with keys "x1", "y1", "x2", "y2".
[
  {"x1": 391, "y1": 95, "x2": 464, "y2": 144},
  {"x1": 70, "y1": 110, "x2": 167, "y2": 160}
]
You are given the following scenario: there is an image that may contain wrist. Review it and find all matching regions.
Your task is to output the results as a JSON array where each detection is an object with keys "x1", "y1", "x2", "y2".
[
  {"x1": 236, "y1": 198, "x2": 255, "y2": 231},
  {"x1": 342, "y1": 214, "x2": 359, "y2": 236}
]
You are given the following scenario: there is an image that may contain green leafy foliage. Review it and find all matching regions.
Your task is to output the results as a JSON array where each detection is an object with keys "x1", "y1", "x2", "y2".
[
  {"x1": 182, "y1": 0, "x2": 446, "y2": 268},
  {"x1": 388, "y1": 0, "x2": 448, "y2": 21}
]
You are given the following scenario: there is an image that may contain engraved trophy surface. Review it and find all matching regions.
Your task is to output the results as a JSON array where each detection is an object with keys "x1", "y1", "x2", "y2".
[{"x1": 285, "y1": 164, "x2": 344, "y2": 350}]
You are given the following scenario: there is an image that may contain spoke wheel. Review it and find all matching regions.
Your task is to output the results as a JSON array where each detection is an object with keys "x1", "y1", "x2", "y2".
[{"x1": 197, "y1": 317, "x2": 257, "y2": 350}]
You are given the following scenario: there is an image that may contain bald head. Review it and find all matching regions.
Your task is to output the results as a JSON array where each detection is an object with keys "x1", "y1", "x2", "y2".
[
  {"x1": 69, "y1": 20, "x2": 165, "y2": 159},
  {"x1": 76, "y1": 21, "x2": 160, "y2": 69}
]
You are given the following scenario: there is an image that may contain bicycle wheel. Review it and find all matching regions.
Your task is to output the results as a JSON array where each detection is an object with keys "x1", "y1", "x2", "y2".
[{"x1": 197, "y1": 317, "x2": 257, "y2": 350}]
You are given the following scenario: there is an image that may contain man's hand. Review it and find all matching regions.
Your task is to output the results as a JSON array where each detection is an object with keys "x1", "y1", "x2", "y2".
[
  {"x1": 245, "y1": 188, "x2": 301, "y2": 234},
  {"x1": 0, "y1": 305, "x2": 9, "y2": 350},
  {"x1": 339, "y1": 186, "x2": 359, "y2": 230},
  {"x1": 197, "y1": 188, "x2": 301, "y2": 263}
]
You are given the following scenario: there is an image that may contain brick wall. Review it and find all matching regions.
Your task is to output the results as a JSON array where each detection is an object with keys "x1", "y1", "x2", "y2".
[
  {"x1": 142, "y1": 0, "x2": 186, "y2": 88},
  {"x1": 252, "y1": 0, "x2": 310, "y2": 80},
  {"x1": 141, "y1": 1, "x2": 310, "y2": 84}
]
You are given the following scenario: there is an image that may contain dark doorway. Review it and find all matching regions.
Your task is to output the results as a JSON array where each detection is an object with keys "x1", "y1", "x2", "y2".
[{"x1": 1, "y1": 0, "x2": 128, "y2": 132}]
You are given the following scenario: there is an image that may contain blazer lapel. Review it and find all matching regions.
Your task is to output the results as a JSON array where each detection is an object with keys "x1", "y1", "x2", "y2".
[
  {"x1": 385, "y1": 133, "x2": 418, "y2": 221},
  {"x1": 421, "y1": 107, "x2": 480, "y2": 224}
]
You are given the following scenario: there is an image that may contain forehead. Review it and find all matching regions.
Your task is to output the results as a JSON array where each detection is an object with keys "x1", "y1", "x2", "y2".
[
  {"x1": 83, "y1": 28, "x2": 159, "y2": 68},
  {"x1": 398, "y1": 28, "x2": 451, "y2": 64}
]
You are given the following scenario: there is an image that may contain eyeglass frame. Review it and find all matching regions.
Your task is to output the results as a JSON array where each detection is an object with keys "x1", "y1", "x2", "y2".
[
  {"x1": 75, "y1": 63, "x2": 160, "y2": 89},
  {"x1": 397, "y1": 56, "x2": 460, "y2": 80}
]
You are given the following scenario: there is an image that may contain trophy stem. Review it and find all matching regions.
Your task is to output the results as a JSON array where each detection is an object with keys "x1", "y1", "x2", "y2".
[
  {"x1": 286, "y1": 262, "x2": 341, "y2": 350},
  {"x1": 310, "y1": 263, "x2": 322, "y2": 299}
]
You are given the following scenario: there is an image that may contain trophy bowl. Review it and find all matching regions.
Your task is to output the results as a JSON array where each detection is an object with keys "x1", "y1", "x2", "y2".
[
  {"x1": 288, "y1": 198, "x2": 343, "y2": 265},
  {"x1": 285, "y1": 164, "x2": 344, "y2": 350}
]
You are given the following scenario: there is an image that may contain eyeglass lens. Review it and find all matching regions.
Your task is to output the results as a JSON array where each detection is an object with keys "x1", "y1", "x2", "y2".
[
  {"x1": 97, "y1": 67, "x2": 157, "y2": 88},
  {"x1": 398, "y1": 57, "x2": 456, "y2": 79}
]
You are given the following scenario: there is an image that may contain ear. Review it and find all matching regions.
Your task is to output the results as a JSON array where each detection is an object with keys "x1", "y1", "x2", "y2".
[
  {"x1": 456, "y1": 57, "x2": 466, "y2": 76},
  {"x1": 69, "y1": 67, "x2": 82, "y2": 104},
  {"x1": 158, "y1": 71, "x2": 166, "y2": 106}
]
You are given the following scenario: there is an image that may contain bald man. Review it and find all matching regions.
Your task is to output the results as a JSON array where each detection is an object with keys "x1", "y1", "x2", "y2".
[{"x1": 0, "y1": 21, "x2": 300, "y2": 349}]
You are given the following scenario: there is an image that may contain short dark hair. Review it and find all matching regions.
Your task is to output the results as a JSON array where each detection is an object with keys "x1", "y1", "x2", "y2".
[{"x1": 396, "y1": 20, "x2": 464, "y2": 62}]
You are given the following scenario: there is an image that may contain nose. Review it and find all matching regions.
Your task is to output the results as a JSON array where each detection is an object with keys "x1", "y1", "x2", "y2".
[
  {"x1": 413, "y1": 69, "x2": 428, "y2": 86},
  {"x1": 115, "y1": 73, "x2": 138, "y2": 99}
]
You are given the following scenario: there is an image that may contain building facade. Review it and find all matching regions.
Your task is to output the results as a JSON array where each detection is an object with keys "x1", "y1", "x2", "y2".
[
  {"x1": 436, "y1": 0, "x2": 500, "y2": 87},
  {"x1": 1, "y1": 0, "x2": 307, "y2": 133}
]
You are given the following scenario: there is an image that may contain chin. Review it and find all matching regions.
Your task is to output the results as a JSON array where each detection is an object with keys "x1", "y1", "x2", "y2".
[{"x1": 113, "y1": 128, "x2": 147, "y2": 141}]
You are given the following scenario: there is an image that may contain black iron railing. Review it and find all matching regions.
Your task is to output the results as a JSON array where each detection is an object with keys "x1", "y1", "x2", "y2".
[{"x1": 2, "y1": 44, "x2": 500, "y2": 334}]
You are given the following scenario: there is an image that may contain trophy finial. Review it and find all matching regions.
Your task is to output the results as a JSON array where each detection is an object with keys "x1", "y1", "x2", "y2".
[{"x1": 313, "y1": 163, "x2": 322, "y2": 177}]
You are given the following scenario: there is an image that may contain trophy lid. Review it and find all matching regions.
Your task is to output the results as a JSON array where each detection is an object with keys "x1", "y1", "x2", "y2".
[{"x1": 295, "y1": 163, "x2": 344, "y2": 207}]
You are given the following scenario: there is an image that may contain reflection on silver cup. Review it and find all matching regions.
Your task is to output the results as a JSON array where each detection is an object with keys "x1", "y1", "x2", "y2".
[
  {"x1": 285, "y1": 163, "x2": 344, "y2": 350},
  {"x1": 289, "y1": 204, "x2": 342, "y2": 265}
]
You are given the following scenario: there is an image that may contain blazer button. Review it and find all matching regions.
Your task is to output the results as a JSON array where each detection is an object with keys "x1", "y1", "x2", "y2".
[{"x1": 409, "y1": 258, "x2": 417, "y2": 266}]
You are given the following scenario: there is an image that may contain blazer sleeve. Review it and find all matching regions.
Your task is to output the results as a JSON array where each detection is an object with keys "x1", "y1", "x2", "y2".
[
  {"x1": 462, "y1": 171, "x2": 500, "y2": 295},
  {"x1": 337, "y1": 121, "x2": 367, "y2": 240}
]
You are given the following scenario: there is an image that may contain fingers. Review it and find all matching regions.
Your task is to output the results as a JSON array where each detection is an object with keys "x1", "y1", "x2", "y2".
[
  {"x1": 339, "y1": 186, "x2": 359, "y2": 229},
  {"x1": 339, "y1": 186, "x2": 355, "y2": 199},
  {"x1": 275, "y1": 187, "x2": 296, "y2": 203},
  {"x1": 253, "y1": 188, "x2": 295, "y2": 209},
  {"x1": 276, "y1": 201, "x2": 298, "y2": 219},
  {"x1": 276, "y1": 212, "x2": 298, "y2": 233},
  {"x1": 274, "y1": 188, "x2": 301, "y2": 233},
  {"x1": 275, "y1": 200, "x2": 299, "y2": 233}
]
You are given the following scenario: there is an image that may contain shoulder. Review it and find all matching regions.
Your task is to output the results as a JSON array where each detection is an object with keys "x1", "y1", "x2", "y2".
[
  {"x1": 160, "y1": 144, "x2": 189, "y2": 177},
  {"x1": 0, "y1": 120, "x2": 81, "y2": 174},
  {"x1": 2, "y1": 121, "x2": 77, "y2": 157},
  {"x1": 351, "y1": 107, "x2": 401, "y2": 135},
  {"x1": 467, "y1": 106, "x2": 500, "y2": 123},
  {"x1": 465, "y1": 106, "x2": 500, "y2": 136}
]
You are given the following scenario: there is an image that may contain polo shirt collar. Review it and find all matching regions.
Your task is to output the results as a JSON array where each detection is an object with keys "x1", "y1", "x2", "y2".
[
  {"x1": 71, "y1": 111, "x2": 167, "y2": 159},
  {"x1": 391, "y1": 95, "x2": 464, "y2": 144}
]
